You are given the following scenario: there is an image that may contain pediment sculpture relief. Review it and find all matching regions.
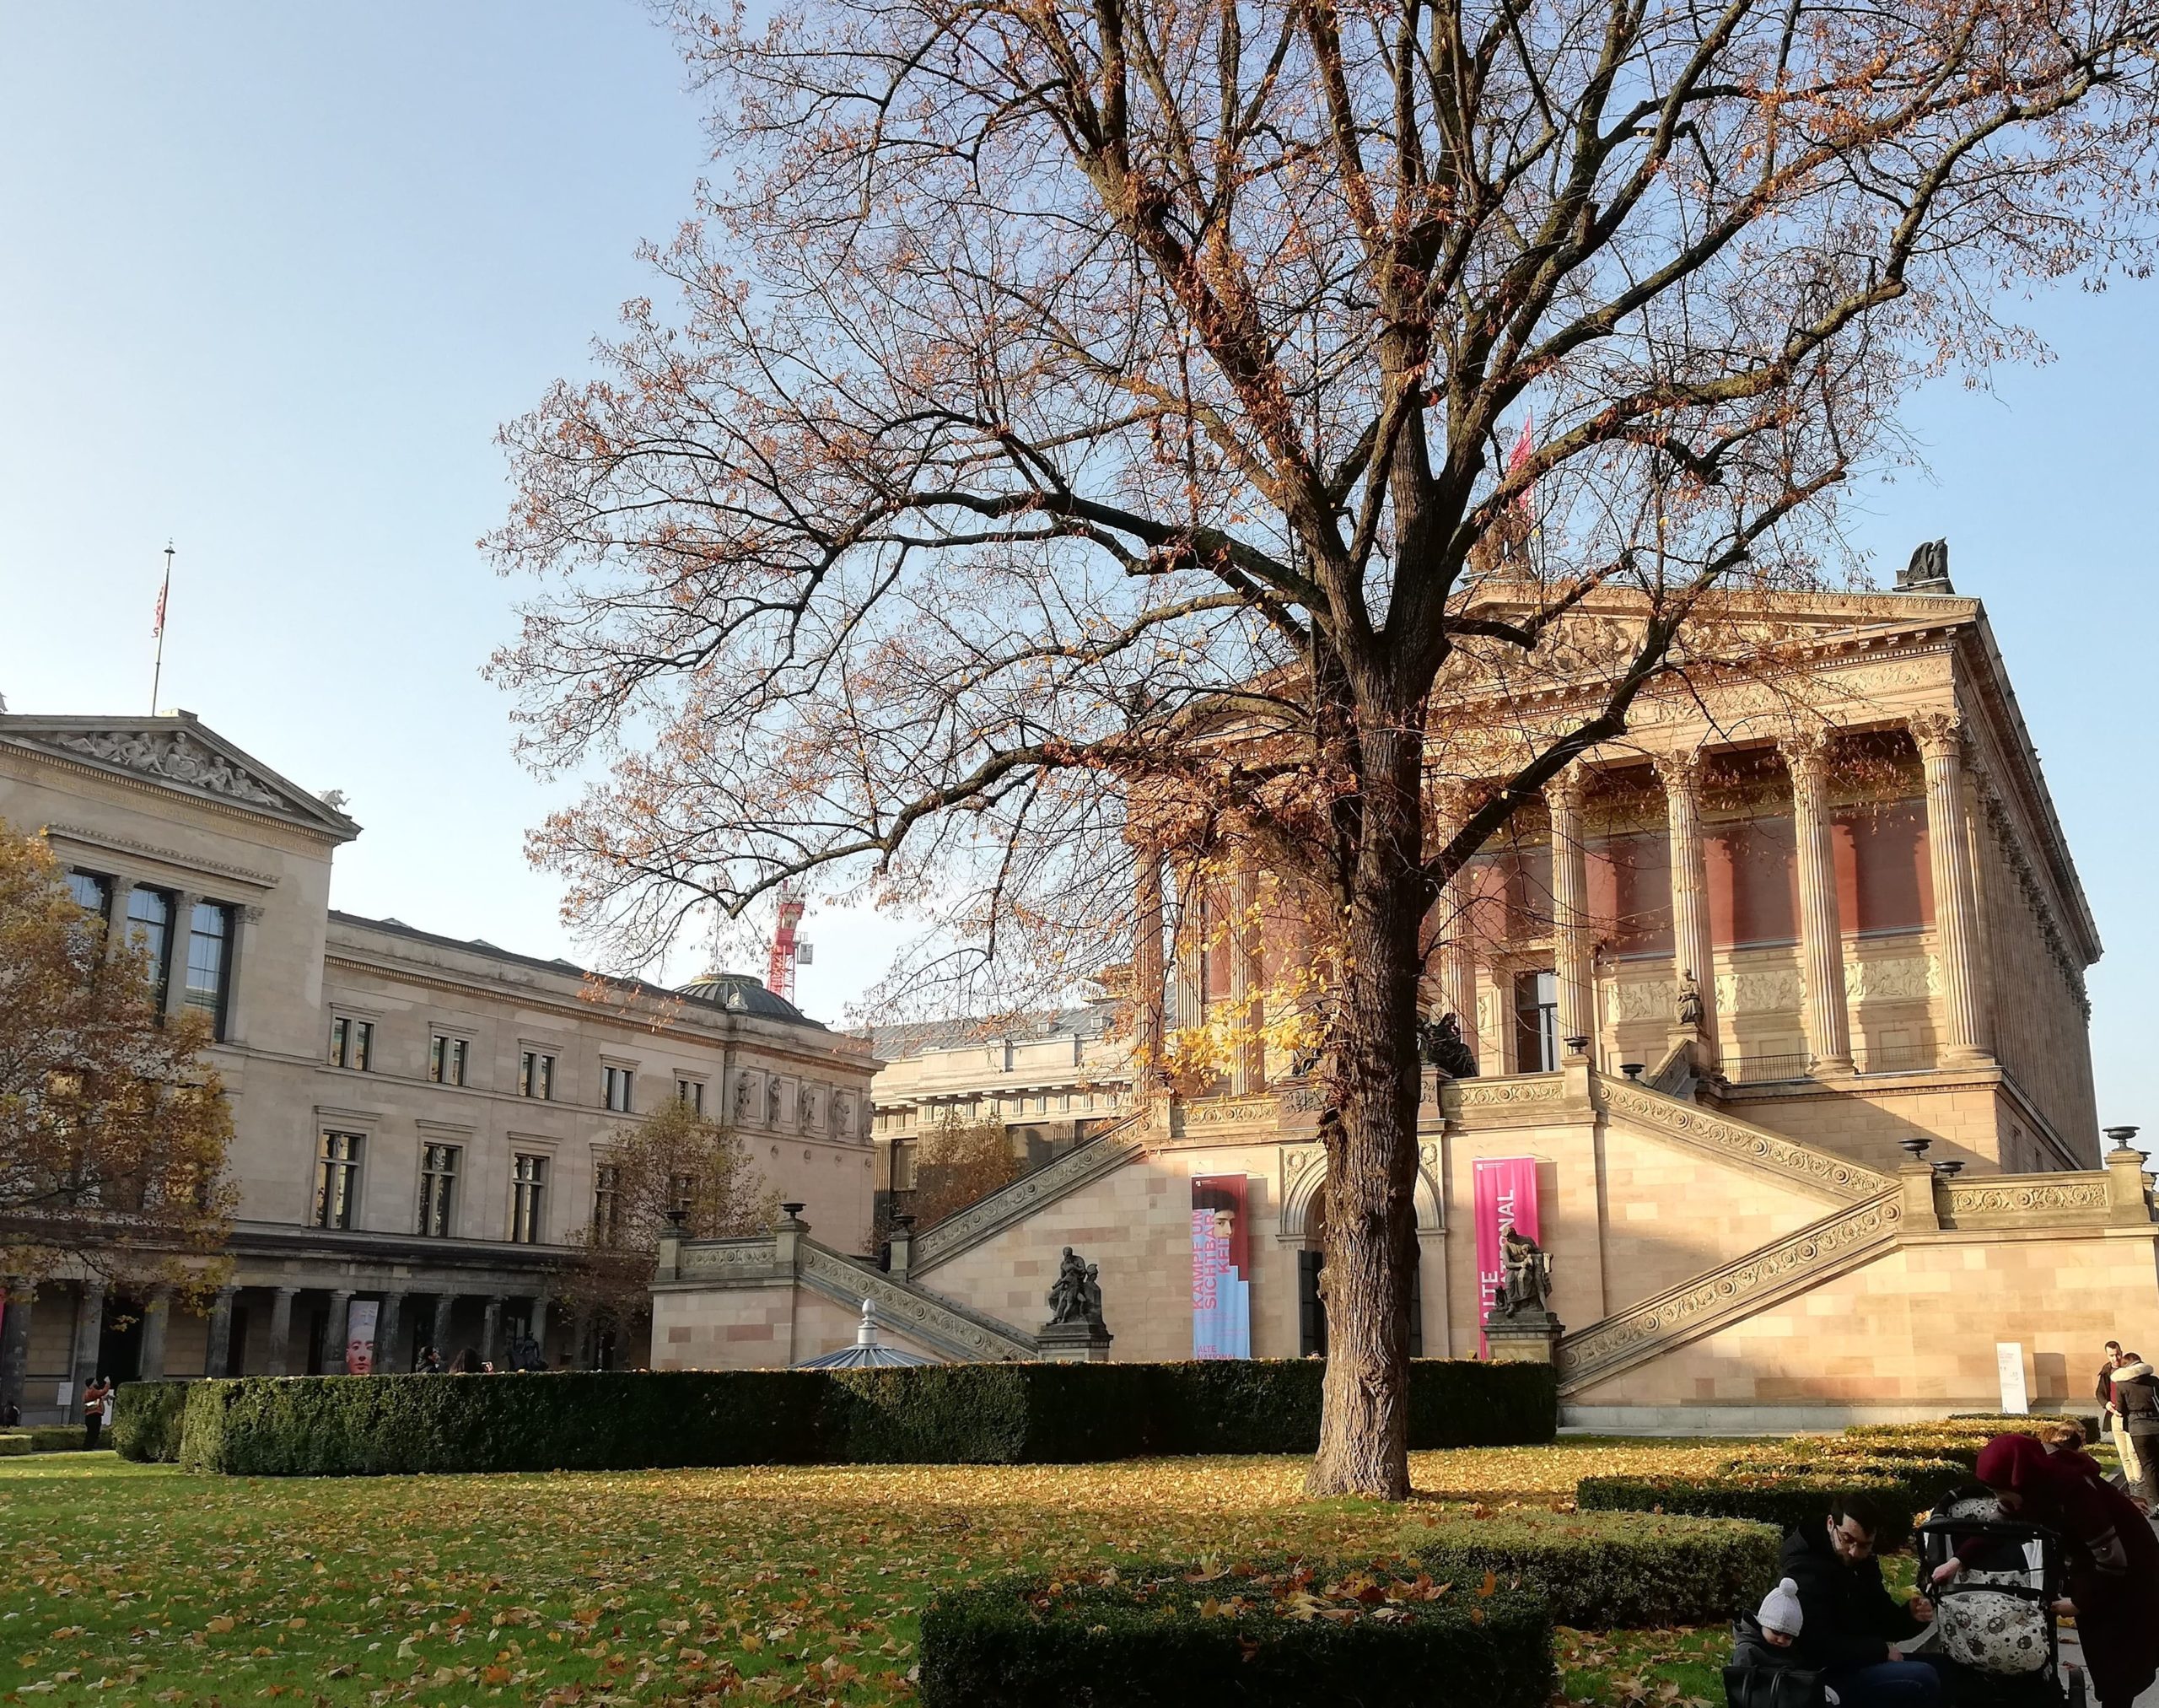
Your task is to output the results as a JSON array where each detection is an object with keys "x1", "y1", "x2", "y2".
[{"x1": 46, "y1": 729, "x2": 288, "y2": 811}]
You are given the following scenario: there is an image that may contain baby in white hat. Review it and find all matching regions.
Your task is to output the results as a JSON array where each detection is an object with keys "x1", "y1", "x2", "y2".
[
  {"x1": 1758, "y1": 1577, "x2": 1805, "y2": 1646},
  {"x1": 1732, "y1": 1578, "x2": 1840, "y2": 1703}
]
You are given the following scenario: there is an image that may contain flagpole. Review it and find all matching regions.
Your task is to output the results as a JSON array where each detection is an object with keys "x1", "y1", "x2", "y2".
[{"x1": 149, "y1": 541, "x2": 174, "y2": 715}]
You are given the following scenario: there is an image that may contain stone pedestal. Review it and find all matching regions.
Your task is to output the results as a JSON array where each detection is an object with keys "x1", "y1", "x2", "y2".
[
  {"x1": 1036, "y1": 1319, "x2": 1114, "y2": 1362},
  {"x1": 1483, "y1": 1308, "x2": 1564, "y2": 1364}
]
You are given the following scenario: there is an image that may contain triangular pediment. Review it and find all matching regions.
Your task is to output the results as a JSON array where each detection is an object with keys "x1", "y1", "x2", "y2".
[{"x1": 0, "y1": 714, "x2": 359, "y2": 839}]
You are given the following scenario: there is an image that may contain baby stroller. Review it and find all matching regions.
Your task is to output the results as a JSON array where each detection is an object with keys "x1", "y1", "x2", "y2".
[{"x1": 1916, "y1": 1497, "x2": 2086, "y2": 1708}]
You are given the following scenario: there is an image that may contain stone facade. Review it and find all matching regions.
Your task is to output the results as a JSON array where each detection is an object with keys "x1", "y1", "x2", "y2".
[
  {"x1": 0, "y1": 713, "x2": 877, "y2": 1423},
  {"x1": 652, "y1": 585, "x2": 2149, "y2": 1427}
]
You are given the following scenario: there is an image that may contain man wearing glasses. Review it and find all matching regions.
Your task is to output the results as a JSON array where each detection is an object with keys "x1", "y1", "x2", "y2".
[{"x1": 1778, "y1": 1494, "x2": 1941, "y2": 1706}]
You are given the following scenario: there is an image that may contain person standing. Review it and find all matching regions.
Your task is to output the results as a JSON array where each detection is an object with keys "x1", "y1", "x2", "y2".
[
  {"x1": 1779, "y1": 1494, "x2": 1939, "y2": 1707},
  {"x1": 1969, "y1": 1433, "x2": 2159, "y2": 1708},
  {"x1": 2097, "y1": 1341, "x2": 2130, "y2": 1465},
  {"x1": 2108, "y1": 1354, "x2": 2159, "y2": 1501},
  {"x1": 80, "y1": 1374, "x2": 110, "y2": 1449}
]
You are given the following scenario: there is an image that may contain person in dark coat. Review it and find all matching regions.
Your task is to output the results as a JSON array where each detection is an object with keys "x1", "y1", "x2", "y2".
[
  {"x1": 1779, "y1": 1495, "x2": 1939, "y2": 1706},
  {"x1": 2106, "y1": 1355, "x2": 2159, "y2": 1502},
  {"x1": 1970, "y1": 1432, "x2": 2159, "y2": 1708}
]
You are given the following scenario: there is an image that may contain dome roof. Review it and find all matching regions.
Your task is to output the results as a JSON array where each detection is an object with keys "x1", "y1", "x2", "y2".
[
  {"x1": 675, "y1": 969, "x2": 817, "y2": 1026},
  {"x1": 796, "y1": 1301, "x2": 936, "y2": 1369}
]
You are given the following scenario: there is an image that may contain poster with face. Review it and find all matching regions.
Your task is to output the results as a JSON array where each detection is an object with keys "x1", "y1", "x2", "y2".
[
  {"x1": 1473, "y1": 1157, "x2": 1541, "y2": 1356},
  {"x1": 345, "y1": 1299, "x2": 379, "y2": 1376},
  {"x1": 1191, "y1": 1174, "x2": 1251, "y2": 1359}
]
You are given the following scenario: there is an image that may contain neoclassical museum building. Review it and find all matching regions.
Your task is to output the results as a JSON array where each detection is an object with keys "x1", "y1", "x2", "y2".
[
  {"x1": 653, "y1": 573, "x2": 2156, "y2": 1428},
  {"x1": 0, "y1": 714, "x2": 877, "y2": 1424}
]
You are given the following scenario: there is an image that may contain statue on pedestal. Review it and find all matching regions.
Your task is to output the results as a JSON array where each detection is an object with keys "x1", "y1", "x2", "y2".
[
  {"x1": 1677, "y1": 970, "x2": 1704, "y2": 1030},
  {"x1": 1418, "y1": 1011, "x2": 1480, "y2": 1079},
  {"x1": 1496, "y1": 1226, "x2": 1553, "y2": 1318},
  {"x1": 1047, "y1": 1247, "x2": 1101, "y2": 1325}
]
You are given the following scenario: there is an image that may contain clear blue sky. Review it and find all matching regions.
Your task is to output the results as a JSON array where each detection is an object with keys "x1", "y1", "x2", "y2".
[{"x1": 0, "y1": 5, "x2": 2151, "y2": 1139}]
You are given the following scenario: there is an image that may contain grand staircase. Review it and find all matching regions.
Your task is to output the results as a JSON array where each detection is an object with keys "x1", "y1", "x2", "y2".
[
  {"x1": 1553, "y1": 1074, "x2": 1906, "y2": 1394},
  {"x1": 910, "y1": 1105, "x2": 1156, "y2": 1275}
]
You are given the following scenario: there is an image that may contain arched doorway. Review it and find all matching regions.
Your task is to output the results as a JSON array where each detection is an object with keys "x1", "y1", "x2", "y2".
[{"x1": 1297, "y1": 1187, "x2": 1423, "y2": 1360}]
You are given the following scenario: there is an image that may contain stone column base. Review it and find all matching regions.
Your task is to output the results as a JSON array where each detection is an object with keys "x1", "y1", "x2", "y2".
[
  {"x1": 1483, "y1": 1310, "x2": 1564, "y2": 1364},
  {"x1": 1036, "y1": 1321, "x2": 1114, "y2": 1362}
]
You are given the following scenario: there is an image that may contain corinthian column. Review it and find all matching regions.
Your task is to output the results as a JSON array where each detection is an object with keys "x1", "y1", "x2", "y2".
[
  {"x1": 1129, "y1": 834, "x2": 1166, "y2": 1086},
  {"x1": 1546, "y1": 767, "x2": 1594, "y2": 1055},
  {"x1": 1228, "y1": 856, "x2": 1263, "y2": 1096},
  {"x1": 1781, "y1": 730, "x2": 1852, "y2": 1073},
  {"x1": 1911, "y1": 709, "x2": 1990, "y2": 1065},
  {"x1": 1656, "y1": 746, "x2": 1719, "y2": 1068}
]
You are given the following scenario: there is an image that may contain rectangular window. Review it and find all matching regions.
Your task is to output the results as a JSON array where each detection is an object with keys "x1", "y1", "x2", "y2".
[
  {"x1": 183, "y1": 901, "x2": 234, "y2": 1037},
  {"x1": 417, "y1": 1143, "x2": 459, "y2": 1237},
  {"x1": 428, "y1": 1034, "x2": 468, "y2": 1086},
  {"x1": 312, "y1": 1131, "x2": 363, "y2": 1230},
  {"x1": 677, "y1": 1077, "x2": 704, "y2": 1113},
  {"x1": 602, "y1": 1065, "x2": 634, "y2": 1113},
  {"x1": 519, "y1": 1049, "x2": 555, "y2": 1100},
  {"x1": 329, "y1": 1016, "x2": 374, "y2": 1070},
  {"x1": 67, "y1": 870, "x2": 113, "y2": 921},
  {"x1": 1513, "y1": 970, "x2": 1559, "y2": 1074},
  {"x1": 509, "y1": 1153, "x2": 548, "y2": 1244},
  {"x1": 126, "y1": 885, "x2": 175, "y2": 1007},
  {"x1": 592, "y1": 1162, "x2": 621, "y2": 1247}
]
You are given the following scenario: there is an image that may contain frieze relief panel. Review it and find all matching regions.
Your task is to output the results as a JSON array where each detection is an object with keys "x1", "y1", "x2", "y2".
[
  {"x1": 1844, "y1": 956, "x2": 1936, "y2": 1004},
  {"x1": 1718, "y1": 969, "x2": 1803, "y2": 1016},
  {"x1": 43, "y1": 729, "x2": 293, "y2": 812},
  {"x1": 1942, "y1": 1174, "x2": 2111, "y2": 1223},
  {"x1": 1607, "y1": 978, "x2": 1677, "y2": 1024}
]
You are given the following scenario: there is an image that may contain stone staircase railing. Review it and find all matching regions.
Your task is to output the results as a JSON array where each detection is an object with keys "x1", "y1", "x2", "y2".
[
  {"x1": 1593, "y1": 1072, "x2": 1892, "y2": 1202},
  {"x1": 795, "y1": 1240, "x2": 1038, "y2": 1361},
  {"x1": 665, "y1": 1229, "x2": 1039, "y2": 1361},
  {"x1": 1555, "y1": 1187, "x2": 1903, "y2": 1394},
  {"x1": 910, "y1": 1105, "x2": 1158, "y2": 1274}
]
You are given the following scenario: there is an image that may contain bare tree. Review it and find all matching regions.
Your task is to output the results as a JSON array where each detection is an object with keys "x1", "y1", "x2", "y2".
[
  {"x1": 491, "y1": 0, "x2": 2159, "y2": 1494},
  {"x1": 563, "y1": 1095, "x2": 779, "y2": 1326}
]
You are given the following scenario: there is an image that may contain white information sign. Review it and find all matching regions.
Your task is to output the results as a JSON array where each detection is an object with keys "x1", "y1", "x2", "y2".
[{"x1": 1996, "y1": 1341, "x2": 2030, "y2": 1415}]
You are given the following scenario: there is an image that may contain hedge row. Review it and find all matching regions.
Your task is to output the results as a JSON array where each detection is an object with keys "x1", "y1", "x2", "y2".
[
  {"x1": 0, "y1": 1433, "x2": 28, "y2": 1457},
  {"x1": 1577, "y1": 1457, "x2": 1962, "y2": 1550},
  {"x1": 173, "y1": 1359, "x2": 1557, "y2": 1476},
  {"x1": 13, "y1": 1424, "x2": 92, "y2": 1453},
  {"x1": 918, "y1": 1566, "x2": 1554, "y2": 1708},
  {"x1": 112, "y1": 1382, "x2": 191, "y2": 1463},
  {"x1": 1414, "y1": 1511, "x2": 1779, "y2": 1630}
]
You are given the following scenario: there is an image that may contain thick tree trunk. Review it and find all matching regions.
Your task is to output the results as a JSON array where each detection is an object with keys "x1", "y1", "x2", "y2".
[{"x1": 1305, "y1": 714, "x2": 1427, "y2": 1501}]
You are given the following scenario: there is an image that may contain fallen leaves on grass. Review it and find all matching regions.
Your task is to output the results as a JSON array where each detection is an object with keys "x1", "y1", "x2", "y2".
[{"x1": 0, "y1": 1442, "x2": 1747, "y2": 1706}]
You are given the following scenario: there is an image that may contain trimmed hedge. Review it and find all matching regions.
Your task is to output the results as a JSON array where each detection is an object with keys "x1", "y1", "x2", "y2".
[
  {"x1": 113, "y1": 1381, "x2": 192, "y2": 1463},
  {"x1": 0, "y1": 1433, "x2": 29, "y2": 1457},
  {"x1": 19, "y1": 1425, "x2": 91, "y2": 1453},
  {"x1": 918, "y1": 1565, "x2": 1554, "y2": 1707},
  {"x1": 1415, "y1": 1511, "x2": 1780, "y2": 1630},
  {"x1": 1576, "y1": 1457, "x2": 1962, "y2": 1551},
  {"x1": 180, "y1": 1358, "x2": 1557, "y2": 1477}
]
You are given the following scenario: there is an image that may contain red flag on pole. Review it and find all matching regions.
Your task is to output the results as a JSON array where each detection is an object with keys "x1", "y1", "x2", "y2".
[
  {"x1": 1506, "y1": 416, "x2": 1535, "y2": 513},
  {"x1": 152, "y1": 583, "x2": 167, "y2": 638}
]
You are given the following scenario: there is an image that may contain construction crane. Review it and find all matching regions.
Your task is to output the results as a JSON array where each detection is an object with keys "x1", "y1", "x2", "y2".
[{"x1": 768, "y1": 885, "x2": 809, "y2": 1003}]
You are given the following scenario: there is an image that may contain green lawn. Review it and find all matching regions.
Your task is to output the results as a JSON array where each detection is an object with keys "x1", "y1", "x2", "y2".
[{"x1": 0, "y1": 1445, "x2": 1756, "y2": 1705}]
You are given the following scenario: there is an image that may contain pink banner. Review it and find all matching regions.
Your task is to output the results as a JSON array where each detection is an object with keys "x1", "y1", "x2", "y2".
[{"x1": 1473, "y1": 1157, "x2": 1541, "y2": 1356}]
